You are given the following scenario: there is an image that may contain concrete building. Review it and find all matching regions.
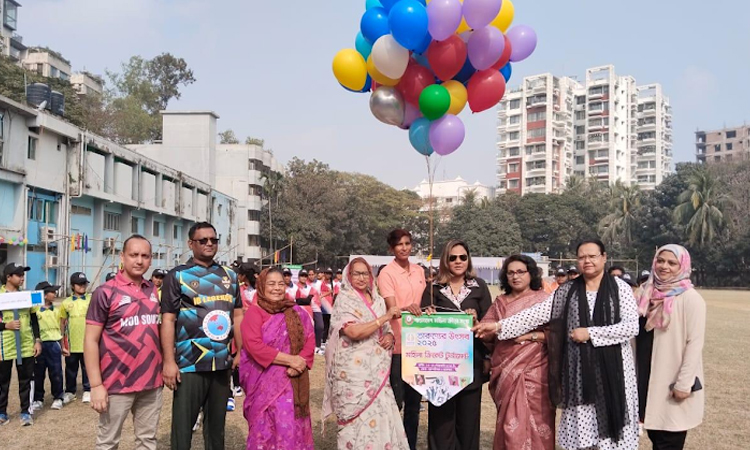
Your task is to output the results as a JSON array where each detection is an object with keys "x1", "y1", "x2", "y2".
[
  {"x1": 0, "y1": 93, "x2": 239, "y2": 292},
  {"x1": 22, "y1": 47, "x2": 71, "y2": 81},
  {"x1": 696, "y1": 124, "x2": 750, "y2": 164},
  {"x1": 1, "y1": 0, "x2": 25, "y2": 62},
  {"x1": 131, "y1": 112, "x2": 284, "y2": 262},
  {"x1": 497, "y1": 65, "x2": 672, "y2": 194},
  {"x1": 70, "y1": 71, "x2": 104, "y2": 96},
  {"x1": 413, "y1": 176, "x2": 495, "y2": 210}
]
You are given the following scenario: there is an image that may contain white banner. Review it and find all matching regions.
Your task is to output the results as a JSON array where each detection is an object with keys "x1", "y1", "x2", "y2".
[{"x1": 0, "y1": 291, "x2": 44, "y2": 311}]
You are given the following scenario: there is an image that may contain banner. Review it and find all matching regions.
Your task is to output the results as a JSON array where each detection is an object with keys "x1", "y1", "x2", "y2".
[
  {"x1": 0, "y1": 291, "x2": 44, "y2": 311},
  {"x1": 401, "y1": 312, "x2": 474, "y2": 407}
]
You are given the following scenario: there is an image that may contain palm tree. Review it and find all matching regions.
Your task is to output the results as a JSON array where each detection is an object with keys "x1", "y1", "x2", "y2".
[
  {"x1": 598, "y1": 181, "x2": 641, "y2": 245},
  {"x1": 674, "y1": 169, "x2": 726, "y2": 247},
  {"x1": 261, "y1": 171, "x2": 284, "y2": 261}
]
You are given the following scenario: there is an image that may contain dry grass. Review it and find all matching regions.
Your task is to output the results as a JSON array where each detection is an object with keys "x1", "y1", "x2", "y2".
[{"x1": 1, "y1": 289, "x2": 747, "y2": 449}]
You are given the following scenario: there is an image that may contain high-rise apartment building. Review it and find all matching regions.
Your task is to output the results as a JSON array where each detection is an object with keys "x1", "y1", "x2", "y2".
[{"x1": 696, "y1": 124, "x2": 750, "y2": 164}]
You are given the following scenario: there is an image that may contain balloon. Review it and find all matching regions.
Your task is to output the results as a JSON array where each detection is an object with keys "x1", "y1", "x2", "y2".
[
  {"x1": 499, "y1": 63, "x2": 512, "y2": 82},
  {"x1": 355, "y1": 32, "x2": 373, "y2": 60},
  {"x1": 413, "y1": 31, "x2": 433, "y2": 54},
  {"x1": 401, "y1": 102, "x2": 423, "y2": 129},
  {"x1": 467, "y1": 25, "x2": 505, "y2": 70},
  {"x1": 427, "y1": 0, "x2": 463, "y2": 41},
  {"x1": 370, "y1": 86, "x2": 406, "y2": 126},
  {"x1": 366, "y1": 0, "x2": 382, "y2": 9},
  {"x1": 442, "y1": 80, "x2": 468, "y2": 115},
  {"x1": 367, "y1": 55, "x2": 400, "y2": 86},
  {"x1": 507, "y1": 25, "x2": 537, "y2": 62},
  {"x1": 462, "y1": 0, "x2": 502, "y2": 30},
  {"x1": 380, "y1": 0, "x2": 400, "y2": 12},
  {"x1": 429, "y1": 114, "x2": 465, "y2": 155},
  {"x1": 372, "y1": 35, "x2": 411, "y2": 79},
  {"x1": 389, "y1": 0, "x2": 429, "y2": 51},
  {"x1": 490, "y1": 34, "x2": 512, "y2": 70},
  {"x1": 332, "y1": 49, "x2": 368, "y2": 91},
  {"x1": 412, "y1": 52, "x2": 432, "y2": 71},
  {"x1": 467, "y1": 68, "x2": 506, "y2": 112},
  {"x1": 426, "y1": 35, "x2": 467, "y2": 81},
  {"x1": 397, "y1": 62, "x2": 435, "y2": 106},
  {"x1": 360, "y1": 7, "x2": 390, "y2": 44},
  {"x1": 342, "y1": 75, "x2": 373, "y2": 93},
  {"x1": 453, "y1": 57, "x2": 476, "y2": 84},
  {"x1": 419, "y1": 84, "x2": 451, "y2": 120},
  {"x1": 489, "y1": 0, "x2": 514, "y2": 32},
  {"x1": 458, "y1": 30, "x2": 473, "y2": 44},
  {"x1": 409, "y1": 118, "x2": 434, "y2": 155}
]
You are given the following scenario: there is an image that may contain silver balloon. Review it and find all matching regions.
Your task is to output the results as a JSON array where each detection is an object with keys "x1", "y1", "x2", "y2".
[{"x1": 369, "y1": 86, "x2": 406, "y2": 126}]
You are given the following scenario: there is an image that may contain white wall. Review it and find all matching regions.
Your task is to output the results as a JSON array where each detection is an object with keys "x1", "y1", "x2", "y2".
[
  {"x1": 86, "y1": 152, "x2": 105, "y2": 192},
  {"x1": 141, "y1": 172, "x2": 156, "y2": 207},
  {"x1": 114, "y1": 162, "x2": 132, "y2": 199}
]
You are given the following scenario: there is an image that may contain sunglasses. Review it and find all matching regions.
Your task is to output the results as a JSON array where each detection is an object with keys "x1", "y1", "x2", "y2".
[
  {"x1": 191, "y1": 237, "x2": 219, "y2": 246},
  {"x1": 449, "y1": 254, "x2": 468, "y2": 262}
]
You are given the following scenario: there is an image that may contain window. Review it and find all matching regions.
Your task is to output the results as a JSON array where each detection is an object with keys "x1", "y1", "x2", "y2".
[
  {"x1": 508, "y1": 179, "x2": 519, "y2": 188},
  {"x1": 575, "y1": 111, "x2": 585, "y2": 120},
  {"x1": 714, "y1": 144, "x2": 721, "y2": 152},
  {"x1": 173, "y1": 224, "x2": 179, "y2": 239},
  {"x1": 247, "y1": 235, "x2": 260, "y2": 247},
  {"x1": 508, "y1": 147, "x2": 520, "y2": 156},
  {"x1": 576, "y1": 96, "x2": 586, "y2": 105},
  {"x1": 248, "y1": 210, "x2": 262, "y2": 221},
  {"x1": 28, "y1": 137, "x2": 37, "y2": 160},
  {"x1": 714, "y1": 155, "x2": 721, "y2": 162},
  {"x1": 575, "y1": 156, "x2": 585, "y2": 165},
  {"x1": 71, "y1": 205, "x2": 92, "y2": 216},
  {"x1": 509, "y1": 99, "x2": 521, "y2": 110},
  {"x1": 527, "y1": 111, "x2": 545, "y2": 122},
  {"x1": 726, "y1": 143, "x2": 733, "y2": 151},
  {"x1": 528, "y1": 128, "x2": 546, "y2": 138},
  {"x1": 131, "y1": 217, "x2": 139, "y2": 233},
  {"x1": 508, "y1": 131, "x2": 520, "y2": 141},
  {"x1": 726, "y1": 130, "x2": 737, "y2": 139},
  {"x1": 153, "y1": 221, "x2": 162, "y2": 237},
  {"x1": 526, "y1": 176, "x2": 546, "y2": 186},
  {"x1": 104, "y1": 212, "x2": 121, "y2": 231},
  {"x1": 575, "y1": 126, "x2": 585, "y2": 135},
  {"x1": 509, "y1": 115, "x2": 521, "y2": 124},
  {"x1": 4, "y1": 1, "x2": 18, "y2": 29},
  {"x1": 50, "y1": 67, "x2": 60, "y2": 78},
  {"x1": 575, "y1": 141, "x2": 585, "y2": 150},
  {"x1": 249, "y1": 158, "x2": 264, "y2": 171},
  {"x1": 248, "y1": 184, "x2": 263, "y2": 196},
  {"x1": 507, "y1": 163, "x2": 519, "y2": 173},
  {"x1": 526, "y1": 161, "x2": 546, "y2": 171}
]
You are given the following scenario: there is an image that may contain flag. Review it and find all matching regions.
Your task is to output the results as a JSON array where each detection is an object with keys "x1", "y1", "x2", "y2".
[
  {"x1": 274, "y1": 251, "x2": 279, "y2": 264},
  {"x1": 426, "y1": 254, "x2": 433, "y2": 262},
  {"x1": 84, "y1": 234, "x2": 89, "y2": 253},
  {"x1": 70, "y1": 234, "x2": 75, "y2": 252}
]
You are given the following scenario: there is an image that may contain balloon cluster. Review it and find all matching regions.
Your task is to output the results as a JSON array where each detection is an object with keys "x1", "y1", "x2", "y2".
[
  {"x1": 0, "y1": 236, "x2": 28, "y2": 246},
  {"x1": 333, "y1": 0, "x2": 537, "y2": 156}
]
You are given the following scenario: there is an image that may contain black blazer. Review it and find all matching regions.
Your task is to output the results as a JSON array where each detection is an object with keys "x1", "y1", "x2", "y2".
[{"x1": 420, "y1": 277, "x2": 493, "y2": 388}]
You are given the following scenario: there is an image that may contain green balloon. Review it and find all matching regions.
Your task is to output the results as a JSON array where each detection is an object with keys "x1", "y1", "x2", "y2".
[{"x1": 419, "y1": 85, "x2": 451, "y2": 120}]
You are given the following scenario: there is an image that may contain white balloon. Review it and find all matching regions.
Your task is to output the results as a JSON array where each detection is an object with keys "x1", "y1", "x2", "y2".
[{"x1": 371, "y1": 35, "x2": 410, "y2": 79}]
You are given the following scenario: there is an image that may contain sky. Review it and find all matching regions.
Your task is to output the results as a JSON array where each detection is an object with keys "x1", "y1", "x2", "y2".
[{"x1": 20, "y1": 0, "x2": 750, "y2": 189}]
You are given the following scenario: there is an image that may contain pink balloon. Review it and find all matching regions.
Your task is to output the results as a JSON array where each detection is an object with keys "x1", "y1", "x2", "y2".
[
  {"x1": 397, "y1": 61, "x2": 435, "y2": 106},
  {"x1": 463, "y1": 0, "x2": 503, "y2": 30},
  {"x1": 401, "y1": 102, "x2": 423, "y2": 129},
  {"x1": 467, "y1": 69, "x2": 506, "y2": 113},
  {"x1": 426, "y1": 35, "x2": 467, "y2": 82},
  {"x1": 468, "y1": 26, "x2": 505, "y2": 70},
  {"x1": 429, "y1": 114, "x2": 465, "y2": 156}
]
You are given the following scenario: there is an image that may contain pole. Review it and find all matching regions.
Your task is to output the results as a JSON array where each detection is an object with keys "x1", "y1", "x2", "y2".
[{"x1": 13, "y1": 309, "x2": 21, "y2": 365}]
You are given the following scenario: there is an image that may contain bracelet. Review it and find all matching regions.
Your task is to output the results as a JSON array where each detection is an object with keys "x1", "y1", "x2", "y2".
[
  {"x1": 531, "y1": 332, "x2": 538, "y2": 342},
  {"x1": 90, "y1": 383, "x2": 103, "y2": 389},
  {"x1": 494, "y1": 322, "x2": 500, "y2": 334},
  {"x1": 376, "y1": 318, "x2": 382, "y2": 328}
]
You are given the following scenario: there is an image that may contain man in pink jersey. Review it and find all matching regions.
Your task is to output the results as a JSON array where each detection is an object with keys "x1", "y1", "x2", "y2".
[{"x1": 84, "y1": 235, "x2": 163, "y2": 449}]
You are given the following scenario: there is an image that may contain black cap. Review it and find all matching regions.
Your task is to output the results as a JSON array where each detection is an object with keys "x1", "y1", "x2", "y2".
[
  {"x1": 70, "y1": 272, "x2": 89, "y2": 285},
  {"x1": 35, "y1": 281, "x2": 61, "y2": 293},
  {"x1": 336, "y1": 269, "x2": 342, "y2": 274},
  {"x1": 298, "y1": 270, "x2": 308, "y2": 277},
  {"x1": 152, "y1": 269, "x2": 168, "y2": 278},
  {"x1": 105, "y1": 272, "x2": 117, "y2": 282},
  {"x1": 556, "y1": 268, "x2": 567, "y2": 276},
  {"x1": 282, "y1": 268, "x2": 293, "y2": 276},
  {"x1": 3, "y1": 263, "x2": 30, "y2": 279},
  {"x1": 567, "y1": 266, "x2": 579, "y2": 274},
  {"x1": 325, "y1": 267, "x2": 333, "y2": 274}
]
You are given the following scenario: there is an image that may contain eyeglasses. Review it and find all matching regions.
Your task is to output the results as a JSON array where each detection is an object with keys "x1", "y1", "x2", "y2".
[
  {"x1": 449, "y1": 254, "x2": 468, "y2": 262},
  {"x1": 191, "y1": 237, "x2": 219, "y2": 246},
  {"x1": 507, "y1": 270, "x2": 528, "y2": 278},
  {"x1": 577, "y1": 254, "x2": 602, "y2": 262},
  {"x1": 351, "y1": 271, "x2": 370, "y2": 279}
]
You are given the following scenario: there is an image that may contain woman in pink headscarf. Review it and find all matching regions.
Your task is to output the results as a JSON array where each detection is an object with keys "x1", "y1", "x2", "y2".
[{"x1": 636, "y1": 244, "x2": 706, "y2": 450}]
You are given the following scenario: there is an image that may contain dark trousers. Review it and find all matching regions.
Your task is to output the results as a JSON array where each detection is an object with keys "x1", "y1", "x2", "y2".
[
  {"x1": 391, "y1": 354, "x2": 422, "y2": 450},
  {"x1": 313, "y1": 312, "x2": 324, "y2": 347},
  {"x1": 65, "y1": 352, "x2": 90, "y2": 394},
  {"x1": 34, "y1": 341, "x2": 64, "y2": 402},
  {"x1": 0, "y1": 357, "x2": 35, "y2": 415},
  {"x1": 427, "y1": 385, "x2": 482, "y2": 450},
  {"x1": 647, "y1": 429, "x2": 688, "y2": 450},
  {"x1": 322, "y1": 313, "x2": 331, "y2": 343},
  {"x1": 171, "y1": 370, "x2": 231, "y2": 450}
]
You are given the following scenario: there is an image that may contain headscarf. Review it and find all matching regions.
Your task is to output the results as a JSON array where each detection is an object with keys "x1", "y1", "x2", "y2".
[
  {"x1": 638, "y1": 244, "x2": 694, "y2": 331},
  {"x1": 255, "y1": 268, "x2": 310, "y2": 418}
]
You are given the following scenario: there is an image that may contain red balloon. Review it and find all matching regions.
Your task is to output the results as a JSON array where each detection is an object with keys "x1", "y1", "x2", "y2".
[
  {"x1": 397, "y1": 61, "x2": 435, "y2": 106},
  {"x1": 426, "y1": 35, "x2": 467, "y2": 82},
  {"x1": 491, "y1": 35, "x2": 512, "y2": 71},
  {"x1": 467, "y1": 69, "x2": 506, "y2": 113}
]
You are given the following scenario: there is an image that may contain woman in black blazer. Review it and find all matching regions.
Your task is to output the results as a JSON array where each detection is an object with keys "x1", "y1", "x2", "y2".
[{"x1": 420, "y1": 239, "x2": 492, "y2": 450}]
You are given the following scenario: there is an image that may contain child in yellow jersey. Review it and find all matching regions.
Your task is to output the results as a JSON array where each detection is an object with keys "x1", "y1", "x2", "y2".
[
  {"x1": 60, "y1": 272, "x2": 91, "y2": 404},
  {"x1": 32, "y1": 282, "x2": 67, "y2": 412}
]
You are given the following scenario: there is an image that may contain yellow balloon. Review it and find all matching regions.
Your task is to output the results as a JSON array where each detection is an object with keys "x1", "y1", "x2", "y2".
[
  {"x1": 456, "y1": 0, "x2": 471, "y2": 34},
  {"x1": 443, "y1": 80, "x2": 468, "y2": 115},
  {"x1": 367, "y1": 55, "x2": 400, "y2": 86},
  {"x1": 333, "y1": 49, "x2": 368, "y2": 91},
  {"x1": 490, "y1": 0, "x2": 514, "y2": 33}
]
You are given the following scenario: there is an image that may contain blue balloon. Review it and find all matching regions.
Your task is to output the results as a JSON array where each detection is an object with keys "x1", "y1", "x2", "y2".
[
  {"x1": 411, "y1": 52, "x2": 432, "y2": 71},
  {"x1": 380, "y1": 0, "x2": 400, "y2": 12},
  {"x1": 360, "y1": 7, "x2": 390, "y2": 44},
  {"x1": 388, "y1": 0, "x2": 429, "y2": 51},
  {"x1": 341, "y1": 75, "x2": 372, "y2": 93},
  {"x1": 500, "y1": 63, "x2": 512, "y2": 82},
  {"x1": 454, "y1": 58, "x2": 476, "y2": 85},
  {"x1": 413, "y1": 30, "x2": 432, "y2": 55},
  {"x1": 365, "y1": 0, "x2": 382, "y2": 10},
  {"x1": 409, "y1": 118, "x2": 434, "y2": 156},
  {"x1": 355, "y1": 32, "x2": 373, "y2": 60}
]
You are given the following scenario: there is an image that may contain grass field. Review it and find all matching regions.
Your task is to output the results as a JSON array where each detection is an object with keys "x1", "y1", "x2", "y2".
[{"x1": 1, "y1": 289, "x2": 747, "y2": 449}]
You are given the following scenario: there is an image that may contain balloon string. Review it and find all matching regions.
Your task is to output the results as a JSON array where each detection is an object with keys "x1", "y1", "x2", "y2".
[{"x1": 426, "y1": 154, "x2": 435, "y2": 308}]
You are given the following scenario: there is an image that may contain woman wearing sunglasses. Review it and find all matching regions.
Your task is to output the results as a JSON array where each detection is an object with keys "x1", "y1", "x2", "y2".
[{"x1": 419, "y1": 239, "x2": 492, "y2": 450}]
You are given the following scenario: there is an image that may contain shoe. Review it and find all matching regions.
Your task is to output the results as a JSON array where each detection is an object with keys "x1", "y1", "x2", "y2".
[
  {"x1": 20, "y1": 413, "x2": 33, "y2": 426},
  {"x1": 51, "y1": 399, "x2": 63, "y2": 410},
  {"x1": 192, "y1": 412, "x2": 203, "y2": 431},
  {"x1": 32, "y1": 401, "x2": 43, "y2": 413},
  {"x1": 233, "y1": 386, "x2": 243, "y2": 397},
  {"x1": 0, "y1": 414, "x2": 8, "y2": 426},
  {"x1": 62, "y1": 392, "x2": 76, "y2": 404},
  {"x1": 227, "y1": 397, "x2": 235, "y2": 412},
  {"x1": 314, "y1": 347, "x2": 325, "y2": 355},
  {"x1": 82, "y1": 391, "x2": 91, "y2": 403}
]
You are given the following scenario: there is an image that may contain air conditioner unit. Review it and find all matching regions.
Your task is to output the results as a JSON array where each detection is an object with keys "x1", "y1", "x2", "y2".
[
  {"x1": 40, "y1": 226, "x2": 55, "y2": 243},
  {"x1": 46, "y1": 255, "x2": 59, "y2": 267}
]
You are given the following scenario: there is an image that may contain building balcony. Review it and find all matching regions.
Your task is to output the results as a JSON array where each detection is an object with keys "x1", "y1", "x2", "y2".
[
  {"x1": 641, "y1": 108, "x2": 657, "y2": 117},
  {"x1": 639, "y1": 122, "x2": 657, "y2": 131},
  {"x1": 588, "y1": 109, "x2": 604, "y2": 116},
  {"x1": 526, "y1": 167, "x2": 546, "y2": 176},
  {"x1": 589, "y1": 140, "x2": 609, "y2": 149},
  {"x1": 527, "y1": 99, "x2": 547, "y2": 108},
  {"x1": 527, "y1": 152, "x2": 547, "y2": 161}
]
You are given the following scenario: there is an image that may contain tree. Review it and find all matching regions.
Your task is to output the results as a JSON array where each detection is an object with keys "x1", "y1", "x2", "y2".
[
  {"x1": 673, "y1": 167, "x2": 726, "y2": 248},
  {"x1": 218, "y1": 129, "x2": 240, "y2": 144},
  {"x1": 245, "y1": 137, "x2": 264, "y2": 146},
  {"x1": 440, "y1": 197, "x2": 523, "y2": 257},
  {"x1": 598, "y1": 181, "x2": 642, "y2": 247}
]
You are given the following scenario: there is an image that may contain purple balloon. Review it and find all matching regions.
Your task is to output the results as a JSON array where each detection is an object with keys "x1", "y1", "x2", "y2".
[
  {"x1": 462, "y1": 0, "x2": 503, "y2": 30},
  {"x1": 429, "y1": 114, "x2": 465, "y2": 156},
  {"x1": 468, "y1": 26, "x2": 505, "y2": 70},
  {"x1": 427, "y1": 0, "x2": 463, "y2": 42},
  {"x1": 507, "y1": 25, "x2": 538, "y2": 62},
  {"x1": 401, "y1": 102, "x2": 423, "y2": 129}
]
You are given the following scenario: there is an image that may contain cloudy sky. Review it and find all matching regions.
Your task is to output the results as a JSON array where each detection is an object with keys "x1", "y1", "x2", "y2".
[{"x1": 20, "y1": 0, "x2": 750, "y2": 189}]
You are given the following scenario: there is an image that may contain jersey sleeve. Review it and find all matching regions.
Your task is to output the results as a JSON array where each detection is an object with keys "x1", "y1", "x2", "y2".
[{"x1": 86, "y1": 287, "x2": 111, "y2": 326}]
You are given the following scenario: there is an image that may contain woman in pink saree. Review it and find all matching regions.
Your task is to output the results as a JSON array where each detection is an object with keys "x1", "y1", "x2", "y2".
[
  {"x1": 480, "y1": 254, "x2": 555, "y2": 450},
  {"x1": 241, "y1": 267, "x2": 316, "y2": 449},
  {"x1": 323, "y1": 257, "x2": 410, "y2": 450}
]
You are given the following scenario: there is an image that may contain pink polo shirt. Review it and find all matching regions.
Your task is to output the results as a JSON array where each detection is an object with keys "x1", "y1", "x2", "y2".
[{"x1": 377, "y1": 260, "x2": 426, "y2": 354}]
